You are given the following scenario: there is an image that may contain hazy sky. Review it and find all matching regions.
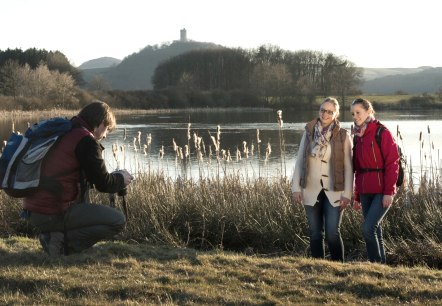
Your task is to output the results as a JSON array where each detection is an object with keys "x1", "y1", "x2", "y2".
[{"x1": 2, "y1": 0, "x2": 440, "y2": 68}]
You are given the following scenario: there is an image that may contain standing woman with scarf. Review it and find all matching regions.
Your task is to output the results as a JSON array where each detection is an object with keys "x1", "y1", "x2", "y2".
[
  {"x1": 351, "y1": 98, "x2": 399, "y2": 264},
  {"x1": 291, "y1": 97, "x2": 353, "y2": 262}
]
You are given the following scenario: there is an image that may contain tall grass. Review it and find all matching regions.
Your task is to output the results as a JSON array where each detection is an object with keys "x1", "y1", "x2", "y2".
[
  {"x1": 0, "y1": 112, "x2": 441, "y2": 268},
  {"x1": 1, "y1": 171, "x2": 441, "y2": 267}
]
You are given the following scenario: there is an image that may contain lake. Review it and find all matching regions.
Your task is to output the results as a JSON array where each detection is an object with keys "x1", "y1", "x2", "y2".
[{"x1": 1, "y1": 108, "x2": 441, "y2": 182}]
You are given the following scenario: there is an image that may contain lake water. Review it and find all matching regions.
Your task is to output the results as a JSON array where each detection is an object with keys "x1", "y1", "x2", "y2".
[{"x1": 2, "y1": 108, "x2": 441, "y2": 182}]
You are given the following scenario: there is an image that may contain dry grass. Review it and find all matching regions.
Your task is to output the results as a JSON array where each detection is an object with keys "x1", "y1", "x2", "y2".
[{"x1": 0, "y1": 236, "x2": 441, "y2": 305}]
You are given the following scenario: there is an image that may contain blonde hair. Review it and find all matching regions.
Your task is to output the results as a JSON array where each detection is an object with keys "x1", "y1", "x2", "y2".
[{"x1": 322, "y1": 97, "x2": 340, "y2": 117}]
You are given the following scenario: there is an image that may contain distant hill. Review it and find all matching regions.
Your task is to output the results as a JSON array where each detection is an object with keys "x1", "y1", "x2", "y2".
[
  {"x1": 362, "y1": 67, "x2": 427, "y2": 81},
  {"x1": 80, "y1": 41, "x2": 222, "y2": 90},
  {"x1": 78, "y1": 57, "x2": 121, "y2": 69},
  {"x1": 361, "y1": 67, "x2": 442, "y2": 94},
  {"x1": 78, "y1": 44, "x2": 442, "y2": 94}
]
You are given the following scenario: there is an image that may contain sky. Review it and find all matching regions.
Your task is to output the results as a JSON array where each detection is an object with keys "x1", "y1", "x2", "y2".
[{"x1": 2, "y1": 0, "x2": 441, "y2": 68}]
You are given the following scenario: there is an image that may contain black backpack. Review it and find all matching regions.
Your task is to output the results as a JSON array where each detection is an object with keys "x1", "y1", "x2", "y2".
[{"x1": 353, "y1": 124, "x2": 405, "y2": 187}]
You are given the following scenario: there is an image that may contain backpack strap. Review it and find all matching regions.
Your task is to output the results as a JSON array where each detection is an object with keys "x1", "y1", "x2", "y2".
[{"x1": 375, "y1": 125, "x2": 385, "y2": 152}]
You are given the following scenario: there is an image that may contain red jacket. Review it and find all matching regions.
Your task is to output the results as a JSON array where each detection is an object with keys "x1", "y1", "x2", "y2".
[
  {"x1": 353, "y1": 120, "x2": 399, "y2": 202},
  {"x1": 23, "y1": 117, "x2": 125, "y2": 215}
]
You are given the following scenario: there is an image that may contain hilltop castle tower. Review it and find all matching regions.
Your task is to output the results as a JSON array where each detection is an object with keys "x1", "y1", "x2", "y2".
[{"x1": 180, "y1": 28, "x2": 188, "y2": 42}]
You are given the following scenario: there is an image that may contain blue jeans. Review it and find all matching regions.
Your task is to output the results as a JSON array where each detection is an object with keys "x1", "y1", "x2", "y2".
[
  {"x1": 304, "y1": 190, "x2": 344, "y2": 262},
  {"x1": 360, "y1": 194, "x2": 390, "y2": 264}
]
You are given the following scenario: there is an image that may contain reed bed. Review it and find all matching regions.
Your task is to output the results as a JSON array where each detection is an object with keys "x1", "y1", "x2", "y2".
[{"x1": 0, "y1": 111, "x2": 441, "y2": 268}]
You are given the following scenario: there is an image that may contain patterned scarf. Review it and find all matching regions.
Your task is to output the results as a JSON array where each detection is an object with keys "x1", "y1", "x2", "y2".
[
  {"x1": 352, "y1": 115, "x2": 376, "y2": 137},
  {"x1": 311, "y1": 120, "x2": 335, "y2": 158}
]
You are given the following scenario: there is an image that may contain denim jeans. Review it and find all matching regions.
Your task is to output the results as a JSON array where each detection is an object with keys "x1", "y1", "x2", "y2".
[
  {"x1": 29, "y1": 203, "x2": 126, "y2": 254},
  {"x1": 360, "y1": 193, "x2": 390, "y2": 264},
  {"x1": 304, "y1": 190, "x2": 344, "y2": 262}
]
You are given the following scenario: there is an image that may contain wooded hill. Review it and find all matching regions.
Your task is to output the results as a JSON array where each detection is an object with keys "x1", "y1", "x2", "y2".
[
  {"x1": 81, "y1": 41, "x2": 222, "y2": 91},
  {"x1": 80, "y1": 42, "x2": 442, "y2": 95}
]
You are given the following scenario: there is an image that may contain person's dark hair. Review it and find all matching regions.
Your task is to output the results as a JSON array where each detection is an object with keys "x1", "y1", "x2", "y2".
[
  {"x1": 78, "y1": 100, "x2": 116, "y2": 132},
  {"x1": 351, "y1": 98, "x2": 375, "y2": 115}
]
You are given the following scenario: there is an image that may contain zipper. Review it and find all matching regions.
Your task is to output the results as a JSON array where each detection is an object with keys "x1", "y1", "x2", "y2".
[
  {"x1": 371, "y1": 140, "x2": 381, "y2": 186},
  {"x1": 360, "y1": 137, "x2": 365, "y2": 193}
]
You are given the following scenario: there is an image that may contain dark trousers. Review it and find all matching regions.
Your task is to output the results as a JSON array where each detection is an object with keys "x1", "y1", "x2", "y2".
[
  {"x1": 29, "y1": 203, "x2": 126, "y2": 254},
  {"x1": 304, "y1": 190, "x2": 344, "y2": 262}
]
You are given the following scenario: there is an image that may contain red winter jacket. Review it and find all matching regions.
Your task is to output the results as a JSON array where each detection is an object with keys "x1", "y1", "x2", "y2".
[{"x1": 353, "y1": 120, "x2": 400, "y2": 202}]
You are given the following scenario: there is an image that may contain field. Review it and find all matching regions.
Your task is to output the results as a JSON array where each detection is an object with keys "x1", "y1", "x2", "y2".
[{"x1": 0, "y1": 236, "x2": 441, "y2": 305}]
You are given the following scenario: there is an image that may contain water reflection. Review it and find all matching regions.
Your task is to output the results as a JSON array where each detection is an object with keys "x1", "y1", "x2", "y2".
[{"x1": 1, "y1": 108, "x2": 442, "y2": 182}]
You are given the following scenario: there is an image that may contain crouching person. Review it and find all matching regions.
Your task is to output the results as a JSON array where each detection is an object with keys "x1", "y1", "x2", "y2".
[{"x1": 23, "y1": 101, "x2": 133, "y2": 256}]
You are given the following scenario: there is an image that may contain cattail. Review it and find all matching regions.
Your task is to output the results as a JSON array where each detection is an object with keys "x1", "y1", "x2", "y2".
[
  {"x1": 216, "y1": 125, "x2": 221, "y2": 141},
  {"x1": 256, "y1": 129, "x2": 261, "y2": 144},
  {"x1": 265, "y1": 142, "x2": 272, "y2": 162},
  {"x1": 250, "y1": 143, "x2": 254, "y2": 156},
  {"x1": 159, "y1": 145, "x2": 164, "y2": 159},
  {"x1": 236, "y1": 148, "x2": 241, "y2": 161},
  {"x1": 133, "y1": 137, "x2": 137, "y2": 152},
  {"x1": 221, "y1": 149, "x2": 226, "y2": 160},
  {"x1": 178, "y1": 147, "x2": 184, "y2": 159},
  {"x1": 187, "y1": 123, "x2": 191, "y2": 141},
  {"x1": 197, "y1": 136, "x2": 202, "y2": 151},
  {"x1": 277, "y1": 110, "x2": 283, "y2": 128},
  {"x1": 243, "y1": 141, "x2": 249, "y2": 158},
  {"x1": 184, "y1": 145, "x2": 189, "y2": 158},
  {"x1": 137, "y1": 131, "x2": 141, "y2": 149},
  {"x1": 428, "y1": 125, "x2": 430, "y2": 134},
  {"x1": 227, "y1": 150, "x2": 232, "y2": 162},
  {"x1": 419, "y1": 131, "x2": 422, "y2": 141},
  {"x1": 210, "y1": 135, "x2": 219, "y2": 152},
  {"x1": 193, "y1": 132, "x2": 198, "y2": 149},
  {"x1": 143, "y1": 144, "x2": 147, "y2": 155},
  {"x1": 173, "y1": 138, "x2": 177, "y2": 152},
  {"x1": 112, "y1": 143, "x2": 119, "y2": 164},
  {"x1": 120, "y1": 145, "x2": 126, "y2": 169},
  {"x1": 216, "y1": 125, "x2": 221, "y2": 150},
  {"x1": 147, "y1": 133, "x2": 152, "y2": 146},
  {"x1": 201, "y1": 138, "x2": 206, "y2": 155}
]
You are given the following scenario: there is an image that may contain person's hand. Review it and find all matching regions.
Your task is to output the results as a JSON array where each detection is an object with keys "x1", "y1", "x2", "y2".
[
  {"x1": 292, "y1": 192, "x2": 303, "y2": 204},
  {"x1": 114, "y1": 169, "x2": 134, "y2": 186},
  {"x1": 353, "y1": 200, "x2": 361, "y2": 210},
  {"x1": 382, "y1": 195, "x2": 394, "y2": 208},
  {"x1": 339, "y1": 196, "x2": 350, "y2": 211}
]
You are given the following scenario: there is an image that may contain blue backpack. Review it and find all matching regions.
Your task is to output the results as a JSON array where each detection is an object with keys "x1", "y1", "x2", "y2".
[{"x1": 0, "y1": 117, "x2": 73, "y2": 198}]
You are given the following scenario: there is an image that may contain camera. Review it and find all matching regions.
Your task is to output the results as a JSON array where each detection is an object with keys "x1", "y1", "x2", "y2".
[{"x1": 117, "y1": 187, "x2": 127, "y2": 197}]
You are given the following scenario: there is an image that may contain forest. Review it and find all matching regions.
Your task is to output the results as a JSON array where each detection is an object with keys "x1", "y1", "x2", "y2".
[{"x1": 0, "y1": 45, "x2": 364, "y2": 110}]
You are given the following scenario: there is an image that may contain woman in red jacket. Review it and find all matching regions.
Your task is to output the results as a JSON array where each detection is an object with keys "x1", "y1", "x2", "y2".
[{"x1": 351, "y1": 98, "x2": 400, "y2": 264}]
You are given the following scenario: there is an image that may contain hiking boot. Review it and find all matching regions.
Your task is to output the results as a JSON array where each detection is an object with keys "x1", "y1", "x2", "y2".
[{"x1": 39, "y1": 232, "x2": 64, "y2": 257}]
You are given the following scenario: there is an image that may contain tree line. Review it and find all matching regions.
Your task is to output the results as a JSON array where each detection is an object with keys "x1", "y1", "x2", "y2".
[
  {"x1": 0, "y1": 46, "x2": 363, "y2": 111},
  {"x1": 153, "y1": 45, "x2": 363, "y2": 108}
]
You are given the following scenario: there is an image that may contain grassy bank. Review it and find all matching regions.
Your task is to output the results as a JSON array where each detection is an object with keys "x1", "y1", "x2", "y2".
[
  {"x1": 0, "y1": 236, "x2": 441, "y2": 305},
  {"x1": 2, "y1": 172, "x2": 441, "y2": 268}
]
